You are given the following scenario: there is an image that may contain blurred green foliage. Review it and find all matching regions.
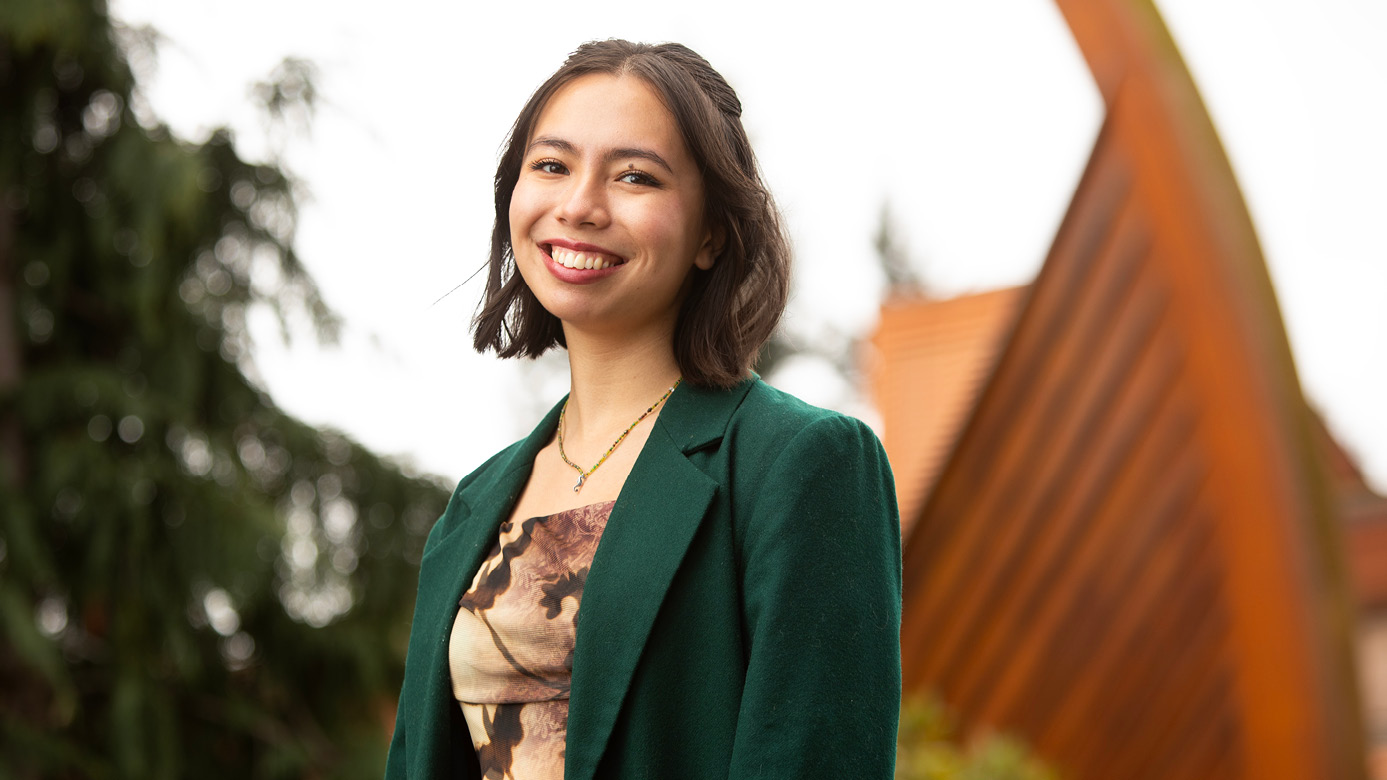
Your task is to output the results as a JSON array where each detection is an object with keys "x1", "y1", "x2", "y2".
[
  {"x1": 897, "y1": 694, "x2": 1060, "y2": 780},
  {"x1": 0, "y1": 1, "x2": 448, "y2": 777}
]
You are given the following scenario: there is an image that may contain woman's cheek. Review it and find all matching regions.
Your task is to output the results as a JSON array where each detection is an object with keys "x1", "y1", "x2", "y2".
[{"x1": 508, "y1": 183, "x2": 534, "y2": 239}]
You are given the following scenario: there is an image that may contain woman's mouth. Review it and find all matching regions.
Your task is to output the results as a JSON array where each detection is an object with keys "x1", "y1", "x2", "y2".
[
  {"x1": 545, "y1": 244, "x2": 626, "y2": 270},
  {"x1": 541, "y1": 243, "x2": 627, "y2": 284}
]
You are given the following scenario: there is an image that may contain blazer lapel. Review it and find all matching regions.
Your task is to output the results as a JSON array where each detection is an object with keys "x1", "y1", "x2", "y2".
[
  {"x1": 564, "y1": 379, "x2": 754, "y2": 780},
  {"x1": 407, "y1": 399, "x2": 564, "y2": 776}
]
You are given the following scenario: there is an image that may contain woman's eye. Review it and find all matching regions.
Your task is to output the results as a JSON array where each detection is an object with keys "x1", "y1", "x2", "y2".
[
  {"x1": 617, "y1": 170, "x2": 659, "y2": 186},
  {"x1": 529, "y1": 159, "x2": 567, "y2": 175}
]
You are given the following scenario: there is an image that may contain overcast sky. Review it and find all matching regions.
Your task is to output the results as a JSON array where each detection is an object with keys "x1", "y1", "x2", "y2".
[{"x1": 109, "y1": 0, "x2": 1387, "y2": 492}]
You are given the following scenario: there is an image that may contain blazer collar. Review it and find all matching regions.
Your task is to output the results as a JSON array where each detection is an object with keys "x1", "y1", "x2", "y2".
[{"x1": 652, "y1": 374, "x2": 758, "y2": 453}]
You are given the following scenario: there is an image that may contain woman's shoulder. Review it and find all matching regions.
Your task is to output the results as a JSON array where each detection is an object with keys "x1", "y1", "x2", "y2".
[
  {"x1": 731, "y1": 378, "x2": 879, "y2": 449},
  {"x1": 725, "y1": 379, "x2": 900, "y2": 541}
]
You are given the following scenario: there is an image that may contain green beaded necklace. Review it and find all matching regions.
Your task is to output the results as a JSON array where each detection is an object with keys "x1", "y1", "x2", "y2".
[{"x1": 558, "y1": 378, "x2": 682, "y2": 492}]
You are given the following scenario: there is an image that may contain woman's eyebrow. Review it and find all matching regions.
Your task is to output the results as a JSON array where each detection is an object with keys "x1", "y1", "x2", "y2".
[
  {"x1": 527, "y1": 136, "x2": 674, "y2": 174},
  {"x1": 605, "y1": 147, "x2": 673, "y2": 174},
  {"x1": 526, "y1": 136, "x2": 577, "y2": 156}
]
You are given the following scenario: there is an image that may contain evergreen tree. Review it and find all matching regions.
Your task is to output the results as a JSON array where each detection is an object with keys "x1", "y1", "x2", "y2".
[{"x1": 0, "y1": 2, "x2": 448, "y2": 777}]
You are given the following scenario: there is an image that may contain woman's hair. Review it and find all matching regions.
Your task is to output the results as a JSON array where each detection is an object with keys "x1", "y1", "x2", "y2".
[{"x1": 471, "y1": 40, "x2": 791, "y2": 389}]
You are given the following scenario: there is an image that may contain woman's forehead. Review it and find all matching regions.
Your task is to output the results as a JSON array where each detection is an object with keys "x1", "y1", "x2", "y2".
[{"x1": 528, "y1": 74, "x2": 690, "y2": 165}]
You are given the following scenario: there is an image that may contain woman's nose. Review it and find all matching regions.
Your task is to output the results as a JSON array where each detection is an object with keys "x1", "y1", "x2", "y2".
[{"x1": 556, "y1": 175, "x2": 609, "y2": 227}]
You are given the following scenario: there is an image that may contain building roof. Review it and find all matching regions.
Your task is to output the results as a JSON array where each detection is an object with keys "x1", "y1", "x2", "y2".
[
  {"x1": 867, "y1": 287, "x2": 1027, "y2": 532},
  {"x1": 1314, "y1": 414, "x2": 1387, "y2": 609}
]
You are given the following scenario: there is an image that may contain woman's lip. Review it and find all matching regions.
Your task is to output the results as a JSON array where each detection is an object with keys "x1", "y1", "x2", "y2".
[
  {"x1": 541, "y1": 245, "x2": 625, "y2": 284},
  {"x1": 546, "y1": 238, "x2": 620, "y2": 256}
]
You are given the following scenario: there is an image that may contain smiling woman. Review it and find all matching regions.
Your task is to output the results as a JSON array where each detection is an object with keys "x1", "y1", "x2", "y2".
[
  {"x1": 386, "y1": 40, "x2": 902, "y2": 780},
  {"x1": 508, "y1": 73, "x2": 715, "y2": 341}
]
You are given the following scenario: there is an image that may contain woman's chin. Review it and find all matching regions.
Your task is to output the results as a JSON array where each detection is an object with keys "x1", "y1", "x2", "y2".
[{"x1": 552, "y1": 307, "x2": 678, "y2": 346}]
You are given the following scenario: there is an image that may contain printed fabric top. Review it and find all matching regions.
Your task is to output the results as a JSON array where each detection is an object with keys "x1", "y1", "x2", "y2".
[{"x1": 449, "y1": 500, "x2": 615, "y2": 780}]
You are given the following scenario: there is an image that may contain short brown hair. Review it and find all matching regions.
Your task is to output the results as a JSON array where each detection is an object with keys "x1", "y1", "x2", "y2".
[{"x1": 471, "y1": 40, "x2": 791, "y2": 389}]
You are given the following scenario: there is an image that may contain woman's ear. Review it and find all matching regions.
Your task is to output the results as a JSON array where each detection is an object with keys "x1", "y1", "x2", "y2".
[{"x1": 694, "y1": 225, "x2": 723, "y2": 271}]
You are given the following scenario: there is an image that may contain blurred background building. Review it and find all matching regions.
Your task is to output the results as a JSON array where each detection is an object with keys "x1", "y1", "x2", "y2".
[{"x1": 875, "y1": 1, "x2": 1383, "y2": 777}]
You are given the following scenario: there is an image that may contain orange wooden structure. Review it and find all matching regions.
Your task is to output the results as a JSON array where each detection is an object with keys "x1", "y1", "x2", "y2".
[{"x1": 877, "y1": 1, "x2": 1371, "y2": 777}]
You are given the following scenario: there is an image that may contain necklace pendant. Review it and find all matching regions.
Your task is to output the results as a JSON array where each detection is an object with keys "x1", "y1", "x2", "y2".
[{"x1": 573, "y1": 473, "x2": 586, "y2": 492}]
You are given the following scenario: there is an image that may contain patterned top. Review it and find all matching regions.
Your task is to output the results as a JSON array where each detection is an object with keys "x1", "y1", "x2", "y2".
[{"x1": 449, "y1": 500, "x2": 615, "y2": 780}]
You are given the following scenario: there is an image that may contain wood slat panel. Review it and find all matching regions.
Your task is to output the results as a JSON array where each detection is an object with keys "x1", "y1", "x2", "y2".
[
  {"x1": 964, "y1": 373, "x2": 1196, "y2": 731},
  {"x1": 937, "y1": 262, "x2": 1172, "y2": 703},
  {"x1": 954, "y1": 333, "x2": 1188, "y2": 727},
  {"x1": 1030, "y1": 448, "x2": 1208, "y2": 756},
  {"x1": 899, "y1": 153, "x2": 1132, "y2": 587},
  {"x1": 902, "y1": 163, "x2": 1139, "y2": 660}
]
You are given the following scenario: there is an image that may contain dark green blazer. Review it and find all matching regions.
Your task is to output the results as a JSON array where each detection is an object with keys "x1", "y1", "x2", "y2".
[{"x1": 385, "y1": 378, "x2": 902, "y2": 779}]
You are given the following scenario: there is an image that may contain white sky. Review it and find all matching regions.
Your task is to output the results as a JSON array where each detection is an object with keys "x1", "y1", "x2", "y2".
[{"x1": 109, "y1": 0, "x2": 1387, "y2": 492}]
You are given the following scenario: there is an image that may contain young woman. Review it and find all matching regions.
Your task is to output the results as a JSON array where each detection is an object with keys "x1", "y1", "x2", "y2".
[{"x1": 386, "y1": 40, "x2": 901, "y2": 780}]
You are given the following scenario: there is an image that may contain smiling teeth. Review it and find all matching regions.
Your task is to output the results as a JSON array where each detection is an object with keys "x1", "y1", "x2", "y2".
[{"x1": 553, "y1": 249, "x2": 620, "y2": 270}]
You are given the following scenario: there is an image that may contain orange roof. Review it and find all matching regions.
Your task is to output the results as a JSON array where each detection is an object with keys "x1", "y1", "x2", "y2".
[
  {"x1": 1316, "y1": 413, "x2": 1387, "y2": 525},
  {"x1": 1314, "y1": 413, "x2": 1387, "y2": 608},
  {"x1": 866, "y1": 286, "x2": 1027, "y2": 532}
]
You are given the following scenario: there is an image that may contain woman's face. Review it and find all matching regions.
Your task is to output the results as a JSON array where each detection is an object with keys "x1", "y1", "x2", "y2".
[{"x1": 509, "y1": 73, "x2": 716, "y2": 341}]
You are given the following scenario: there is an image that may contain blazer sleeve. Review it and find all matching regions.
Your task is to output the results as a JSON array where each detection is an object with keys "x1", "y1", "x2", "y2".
[{"x1": 727, "y1": 414, "x2": 903, "y2": 778}]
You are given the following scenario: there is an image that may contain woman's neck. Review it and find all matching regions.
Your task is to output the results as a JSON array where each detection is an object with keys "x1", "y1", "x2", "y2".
[{"x1": 560, "y1": 324, "x2": 682, "y2": 444}]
